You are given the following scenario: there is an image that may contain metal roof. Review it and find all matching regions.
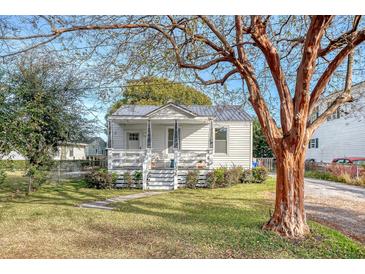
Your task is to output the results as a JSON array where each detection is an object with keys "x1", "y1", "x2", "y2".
[{"x1": 112, "y1": 104, "x2": 252, "y2": 121}]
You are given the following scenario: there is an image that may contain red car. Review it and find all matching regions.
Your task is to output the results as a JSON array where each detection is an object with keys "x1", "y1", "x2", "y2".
[{"x1": 332, "y1": 157, "x2": 365, "y2": 166}]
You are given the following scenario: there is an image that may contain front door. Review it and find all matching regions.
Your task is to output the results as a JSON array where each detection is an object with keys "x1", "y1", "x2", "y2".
[
  {"x1": 167, "y1": 128, "x2": 181, "y2": 155},
  {"x1": 127, "y1": 132, "x2": 140, "y2": 149}
]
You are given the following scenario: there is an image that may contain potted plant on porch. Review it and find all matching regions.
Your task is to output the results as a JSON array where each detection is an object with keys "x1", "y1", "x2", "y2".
[{"x1": 196, "y1": 160, "x2": 206, "y2": 169}]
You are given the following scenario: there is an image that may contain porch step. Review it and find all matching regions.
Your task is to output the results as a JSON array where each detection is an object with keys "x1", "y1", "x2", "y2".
[
  {"x1": 148, "y1": 177, "x2": 174, "y2": 182},
  {"x1": 149, "y1": 169, "x2": 174, "y2": 174},
  {"x1": 147, "y1": 181, "x2": 174, "y2": 186},
  {"x1": 147, "y1": 185, "x2": 174, "y2": 190},
  {"x1": 147, "y1": 169, "x2": 175, "y2": 190}
]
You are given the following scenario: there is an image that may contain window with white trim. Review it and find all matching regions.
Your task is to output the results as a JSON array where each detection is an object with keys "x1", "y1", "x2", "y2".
[
  {"x1": 308, "y1": 138, "x2": 319, "y2": 149},
  {"x1": 327, "y1": 102, "x2": 341, "y2": 121},
  {"x1": 215, "y1": 127, "x2": 228, "y2": 154},
  {"x1": 128, "y1": 133, "x2": 139, "y2": 141},
  {"x1": 167, "y1": 128, "x2": 181, "y2": 153},
  {"x1": 69, "y1": 147, "x2": 74, "y2": 157}
]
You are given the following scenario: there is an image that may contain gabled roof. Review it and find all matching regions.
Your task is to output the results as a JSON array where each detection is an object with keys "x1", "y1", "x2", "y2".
[
  {"x1": 111, "y1": 103, "x2": 252, "y2": 121},
  {"x1": 145, "y1": 102, "x2": 197, "y2": 117},
  {"x1": 87, "y1": 136, "x2": 106, "y2": 144}
]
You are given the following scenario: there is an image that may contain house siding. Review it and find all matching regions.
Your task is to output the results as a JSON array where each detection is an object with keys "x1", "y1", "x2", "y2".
[
  {"x1": 86, "y1": 139, "x2": 107, "y2": 157},
  {"x1": 213, "y1": 121, "x2": 251, "y2": 168},
  {"x1": 54, "y1": 145, "x2": 87, "y2": 160},
  {"x1": 180, "y1": 123, "x2": 210, "y2": 151},
  {"x1": 110, "y1": 120, "x2": 252, "y2": 169},
  {"x1": 306, "y1": 116, "x2": 365, "y2": 162},
  {"x1": 306, "y1": 85, "x2": 365, "y2": 163},
  {"x1": 149, "y1": 106, "x2": 193, "y2": 119},
  {"x1": 111, "y1": 121, "x2": 124, "y2": 149}
]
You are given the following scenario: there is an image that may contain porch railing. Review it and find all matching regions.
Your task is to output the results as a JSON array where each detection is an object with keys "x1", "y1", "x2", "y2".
[
  {"x1": 108, "y1": 149, "x2": 146, "y2": 169},
  {"x1": 108, "y1": 148, "x2": 213, "y2": 190},
  {"x1": 177, "y1": 149, "x2": 213, "y2": 169}
]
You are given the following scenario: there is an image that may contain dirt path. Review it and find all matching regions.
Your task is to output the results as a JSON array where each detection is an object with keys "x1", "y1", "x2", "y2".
[{"x1": 304, "y1": 178, "x2": 365, "y2": 244}]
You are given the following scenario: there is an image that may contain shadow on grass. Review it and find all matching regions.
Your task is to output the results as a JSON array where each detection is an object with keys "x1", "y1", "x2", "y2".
[
  {"x1": 114, "y1": 194, "x2": 271, "y2": 230},
  {"x1": 0, "y1": 179, "x2": 140, "y2": 208}
]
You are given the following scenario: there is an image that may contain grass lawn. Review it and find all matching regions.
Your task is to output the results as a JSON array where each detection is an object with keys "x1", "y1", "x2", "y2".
[{"x1": 0, "y1": 172, "x2": 364, "y2": 258}]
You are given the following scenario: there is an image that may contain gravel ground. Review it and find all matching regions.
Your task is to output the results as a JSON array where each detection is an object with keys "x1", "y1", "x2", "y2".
[{"x1": 304, "y1": 178, "x2": 365, "y2": 244}]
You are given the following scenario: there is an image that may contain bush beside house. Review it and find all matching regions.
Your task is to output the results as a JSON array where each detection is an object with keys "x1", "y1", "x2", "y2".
[
  {"x1": 85, "y1": 168, "x2": 118, "y2": 189},
  {"x1": 199, "y1": 166, "x2": 268, "y2": 189},
  {"x1": 186, "y1": 170, "x2": 199, "y2": 189}
]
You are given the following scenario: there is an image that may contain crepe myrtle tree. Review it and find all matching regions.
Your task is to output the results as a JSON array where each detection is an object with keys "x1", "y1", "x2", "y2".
[{"x1": 1, "y1": 15, "x2": 364, "y2": 238}]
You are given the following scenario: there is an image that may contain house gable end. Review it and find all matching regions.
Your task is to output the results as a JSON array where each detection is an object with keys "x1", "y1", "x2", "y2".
[{"x1": 146, "y1": 104, "x2": 197, "y2": 119}]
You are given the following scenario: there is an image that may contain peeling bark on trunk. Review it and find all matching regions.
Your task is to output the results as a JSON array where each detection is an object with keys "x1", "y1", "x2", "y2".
[{"x1": 263, "y1": 148, "x2": 310, "y2": 238}]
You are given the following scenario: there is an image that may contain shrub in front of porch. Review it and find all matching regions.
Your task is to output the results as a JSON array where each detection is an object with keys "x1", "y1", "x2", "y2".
[
  {"x1": 206, "y1": 167, "x2": 243, "y2": 188},
  {"x1": 225, "y1": 166, "x2": 243, "y2": 185},
  {"x1": 241, "y1": 167, "x2": 268, "y2": 184},
  {"x1": 206, "y1": 166, "x2": 268, "y2": 188},
  {"x1": 186, "y1": 170, "x2": 199, "y2": 189},
  {"x1": 85, "y1": 168, "x2": 118, "y2": 189},
  {"x1": 123, "y1": 171, "x2": 143, "y2": 188}
]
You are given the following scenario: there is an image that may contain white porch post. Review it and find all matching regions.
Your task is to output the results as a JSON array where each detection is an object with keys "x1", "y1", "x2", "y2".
[
  {"x1": 143, "y1": 119, "x2": 152, "y2": 190},
  {"x1": 173, "y1": 119, "x2": 179, "y2": 190},
  {"x1": 208, "y1": 119, "x2": 214, "y2": 169},
  {"x1": 107, "y1": 119, "x2": 113, "y2": 170},
  {"x1": 147, "y1": 119, "x2": 152, "y2": 150}
]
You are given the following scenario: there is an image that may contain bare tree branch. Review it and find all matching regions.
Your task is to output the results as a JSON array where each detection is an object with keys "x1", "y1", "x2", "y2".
[
  {"x1": 309, "y1": 29, "x2": 365, "y2": 114},
  {"x1": 318, "y1": 15, "x2": 362, "y2": 57},
  {"x1": 308, "y1": 47, "x2": 354, "y2": 135},
  {"x1": 194, "y1": 68, "x2": 239, "y2": 85},
  {"x1": 198, "y1": 16, "x2": 234, "y2": 54},
  {"x1": 249, "y1": 15, "x2": 294, "y2": 134}
]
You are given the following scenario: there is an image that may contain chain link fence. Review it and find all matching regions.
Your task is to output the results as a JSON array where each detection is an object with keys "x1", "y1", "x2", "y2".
[
  {"x1": 50, "y1": 160, "x2": 108, "y2": 181},
  {"x1": 1, "y1": 159, "x2": 107, "y2": 182}
]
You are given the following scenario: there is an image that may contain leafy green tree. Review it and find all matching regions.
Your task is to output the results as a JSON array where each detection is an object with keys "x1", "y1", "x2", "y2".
[
  {"x1": 108, "y1": 77, "x2": 211, "y2": 115},
  {"x1": 0, "y1": 73, "x2": 17, "y2": 157},
  {"x1": 4, "y1": 62, "x2": 93, "y2": 192},
  {"x1": 253, "y1": 119, "x2": 273, "y2": 158}
]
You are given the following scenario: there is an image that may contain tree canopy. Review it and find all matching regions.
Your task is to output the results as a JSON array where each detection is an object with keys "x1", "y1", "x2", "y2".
[
  {"x1": 0, "y1": 60, "x2": 95, "y2": 190},
  {"x1": 108, "y1": 77, "x2": 212, "y2": 115}
]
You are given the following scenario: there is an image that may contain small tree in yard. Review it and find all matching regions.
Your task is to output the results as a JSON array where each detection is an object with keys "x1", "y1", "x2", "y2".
[
  {"x1": 2, "y1": 60, "x2": 93, "y2": 192},
  {"x1": 1, "y1": 15, "x2": 365, "y2": 237}
]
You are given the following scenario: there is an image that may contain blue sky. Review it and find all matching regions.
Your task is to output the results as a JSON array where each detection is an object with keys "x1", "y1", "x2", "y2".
[{"x1": 2, "y1": 16, "x2": 365, "y2": 141}]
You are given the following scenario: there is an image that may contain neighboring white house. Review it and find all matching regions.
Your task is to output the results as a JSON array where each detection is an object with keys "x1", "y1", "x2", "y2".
[
  {"x1": 2, "y1": 143, "x2": 88, "y2": 161},
  {"x1": 107, "y1": 102, "x2": 253, "y2": 190},
  {"x1": 306, "y1": 81, "x2": 365, "y2": 163},
  {"x1": 53, "y1": 143, "x2": 88, "y2": 160},
  {"x1": 0, "y1": 151, "x2": 26, "y2": 160},
  {"x1": 85, "y1": 137, "x2": 107, "y2": 159}
]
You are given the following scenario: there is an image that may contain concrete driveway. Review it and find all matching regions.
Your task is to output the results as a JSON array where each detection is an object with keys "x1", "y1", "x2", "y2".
[{"x1": 304, "y1": 178, "x2": 365, "y2": 244}]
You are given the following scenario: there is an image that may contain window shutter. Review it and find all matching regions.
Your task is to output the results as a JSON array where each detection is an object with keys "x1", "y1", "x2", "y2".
[{"x1": 315, "y1": 138, "x2": 319, "y2": 148}]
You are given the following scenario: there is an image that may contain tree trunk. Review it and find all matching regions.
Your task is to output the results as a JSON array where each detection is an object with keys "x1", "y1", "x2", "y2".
[
  {"x1": 263, "y1": 148, "x2": 310, "y2": 238},
  {"x1": 28, "y1": 175, "x2": 32, "y2": 194}
]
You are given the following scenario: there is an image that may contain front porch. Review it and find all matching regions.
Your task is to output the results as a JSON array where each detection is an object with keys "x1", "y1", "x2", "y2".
[{"x1": 107, "y1": 118, "x2": 214, "y2": 190}]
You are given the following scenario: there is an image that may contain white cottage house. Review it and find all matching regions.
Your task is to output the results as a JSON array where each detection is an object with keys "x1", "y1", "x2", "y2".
[
  {"x1": 107, "y1": 102, "x2": 253, "y2": 190},
  {"x1": 306, "y1": 81, "x2": 365, "y2": 163}
]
